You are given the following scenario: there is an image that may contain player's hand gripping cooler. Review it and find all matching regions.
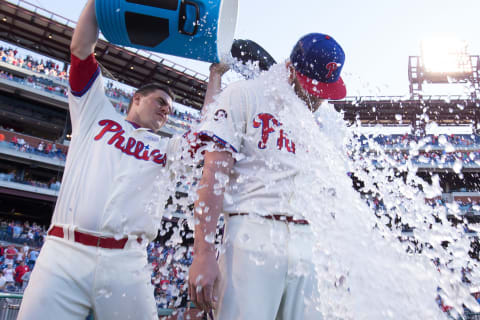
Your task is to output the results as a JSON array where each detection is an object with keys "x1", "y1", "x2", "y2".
[
  {"x1": 95, "y1": 0, "x2": 238, "y2": 62},
  {"x1": 230, "y1": 38, "x2": 277, "y2": 78},
  {"x1": 231, "y1": 39, "x2": 277, "y2": 71}
]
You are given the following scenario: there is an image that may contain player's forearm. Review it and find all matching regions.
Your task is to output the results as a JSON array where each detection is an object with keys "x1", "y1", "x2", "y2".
[
  {"x1": 70, "y1": 0, "x2": 99, "y2": 60},
  {"x1": 193, "y1": 151, "x2": 233, "y2": 254},
  {"x1": 202, "y1": 73, "x2": 221, "y2": 109},
  {"x1": 201, "y1": 64, "x2": 229, "y2": 115},
  {"x1": 193, "y1": 181, "x2": 223, "y2": 254}
]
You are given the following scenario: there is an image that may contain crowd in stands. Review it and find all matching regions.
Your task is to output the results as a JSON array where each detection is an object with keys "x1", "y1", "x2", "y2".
[
  {"x1": 0, "y1": 220, "x2": 46, "y2": 249},
  {"x1": 0, "y1": 47, "x2": 67, "y2": 82},
  {"x1": 0, "y1": 46, "x2": 136, "y2": 105},
  {"x1": 358, "y1": 133, "x2": 480, "y2": 150},
  {"x1": 370, "y1": 195, "x2": 480, "y2": 217},
  {"x1": 350, "y1": 133, "x2": 480, "y2": 168},
  {"x1": 172, "y1": 109, "x2": 199, "y2": 125},
  {"x1": 0, "y1": 169, "x2": 61, "y2": 192},
  {"x1": 0, "y1": 220, "x2": 46, "y2": 292},
  {"x1": 1, "y1": 133, "x2": 67, "y2": 161},
  {"x1": 454, "y1": 200, "x2": 480, "y2": 214},
  {"x1": 377, "y1": 150, "x2": 480, "y2": 167},
  {"x1": 105, "y1": 81, "x2": 134, "y2": 105},
  {"x1": 149, "y1": 242, "x2": 192, "y2": 310},
  {"x1": 0, "y1": 69, "x2": 68, "y2": 99}
]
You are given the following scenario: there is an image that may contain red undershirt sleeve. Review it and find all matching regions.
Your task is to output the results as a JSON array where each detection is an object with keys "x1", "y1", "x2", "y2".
[{"x1": 69, "y1": 53, "x2": 100, "y2": 97}]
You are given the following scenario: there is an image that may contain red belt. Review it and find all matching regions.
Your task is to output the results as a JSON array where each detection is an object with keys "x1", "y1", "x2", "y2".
[
  {"x1": 229, "y1": 213, "x2": 309, "y2": 225},
  {"x1": 48, "y1": 226, "x2": 130, "y2": 249}
]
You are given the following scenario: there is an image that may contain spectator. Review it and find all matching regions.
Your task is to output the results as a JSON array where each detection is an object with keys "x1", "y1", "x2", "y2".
[
  {"x1": 13, "y1": 223, "x2": 23, "y2": 238},
  {"x1": 3, "y1": 264, "x2": 14, "y2": 286},
  {"x1": 22, "y1": 242, "x2": 29, "y2": 255},
  {"x1": 11, "y1": 135, "x2": 18, "y2": 146},
  {"x1": 45, "y1": 142, "x2": 52, "y2": 154},
  {"x1": 27, "y1": 249, "x2": 39, "y2": 269},
  {"x1": 15, "y1": 260, "x2": 29, "y2": 289},
  {"x1": 4, "y1": 245, "x2": 17, "y2": 265},
  {"x1": 16, "y1": 248, "x2": 24, "y2": 264},
  {"x1": 17, "y1": 137, "x2": 25, "y2": 147},
  {"x1": 37, "y1": 141, "x2": 45, "y2": 153},
  {"x1": 27, "y1": 229, "x2": 34, "y2": 243}
]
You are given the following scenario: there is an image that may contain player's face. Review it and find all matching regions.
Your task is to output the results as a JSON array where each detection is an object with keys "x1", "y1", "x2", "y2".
[
  {"x1": 292, "y1": 76, "x2": 325, "y2": 112},
  {"x1": 134, "y1": 89, "x2": 173, "y2": 131}
]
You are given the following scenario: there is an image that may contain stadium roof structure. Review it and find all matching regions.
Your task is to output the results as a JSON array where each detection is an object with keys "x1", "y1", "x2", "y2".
[
  {"x1": 332, "y1": 96, "x2": 480, "y2": 129},
  {"x1": 0, "y1": 0, "x2": 208, "y2": 110}
]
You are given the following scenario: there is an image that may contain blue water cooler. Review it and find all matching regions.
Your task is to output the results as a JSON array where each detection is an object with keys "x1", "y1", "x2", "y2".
[{"x1": 95, "y1": 0, "x2": 238, "y2": 63}]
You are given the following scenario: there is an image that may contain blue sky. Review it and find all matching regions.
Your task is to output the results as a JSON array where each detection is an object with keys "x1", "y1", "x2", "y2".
[{"x1": 21, "y1": 0, "x2": 480, "y2": 97}]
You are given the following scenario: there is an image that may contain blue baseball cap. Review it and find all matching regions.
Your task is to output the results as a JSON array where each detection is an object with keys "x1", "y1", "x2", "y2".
[{"x1": 290, "y1": 33, "x2": 346, "y2": 100}]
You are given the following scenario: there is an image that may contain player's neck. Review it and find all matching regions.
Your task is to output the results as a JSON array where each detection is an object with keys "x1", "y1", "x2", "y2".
[{"x1": 125, "y1": 113, "x2": 144, "y2": 129}]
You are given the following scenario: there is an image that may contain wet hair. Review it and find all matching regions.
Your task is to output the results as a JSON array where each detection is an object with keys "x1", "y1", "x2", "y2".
[{"x1": 127, "y1": 83, "x2": 175, "y2": 114}]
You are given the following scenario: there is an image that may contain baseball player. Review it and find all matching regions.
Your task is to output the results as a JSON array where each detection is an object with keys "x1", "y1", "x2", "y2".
[
  {"x1": 188, "y1": 33, "x2": 347, "y2": 319},
  {"x1": 16, "y1": 0, "x2": 216, "y2": 319}
]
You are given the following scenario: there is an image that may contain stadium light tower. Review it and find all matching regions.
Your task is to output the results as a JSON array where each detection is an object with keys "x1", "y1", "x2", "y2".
[{"x1": 408, "y1": 36, "x2": 480, "y2": 99}]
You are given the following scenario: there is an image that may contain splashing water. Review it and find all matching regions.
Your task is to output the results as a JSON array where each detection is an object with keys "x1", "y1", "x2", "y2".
[
  {"x1": 272, "y1": 75, "x2": 477, "y2": 318},
  {"x1": 164, "y1": 60, "x2": 479, "y2": 318}
]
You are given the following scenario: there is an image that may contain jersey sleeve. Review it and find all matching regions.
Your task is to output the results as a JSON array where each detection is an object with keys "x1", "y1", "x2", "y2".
[
  {"x1": 68, "y1": 53, "x2": 110, "y2": 134},
  {"x1": 195, "y1": 83, "x2": 247, "y2": 153}
]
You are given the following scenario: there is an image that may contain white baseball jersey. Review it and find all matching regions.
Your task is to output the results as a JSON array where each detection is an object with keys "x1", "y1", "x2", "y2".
[
  {"x1": 51, "y1": 54, "x2": 177, "y2": 241},
  {"x1": 195, "y1": 63, "x2": 309, "y2": 217}
]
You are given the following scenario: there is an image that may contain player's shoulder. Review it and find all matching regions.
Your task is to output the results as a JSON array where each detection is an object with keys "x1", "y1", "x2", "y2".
[
  {"x1": 221, "y1": 78, "x2": 251, "y2": 95},
  {"x1": 219, "y1": 76, "x2": 264, "y2": 103}
]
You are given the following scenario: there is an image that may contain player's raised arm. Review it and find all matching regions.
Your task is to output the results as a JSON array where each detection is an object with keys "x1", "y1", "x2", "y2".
[
  {"x1": 67, "y1": 0, "x2": 107, "y2": 129},
  {"x1": 202, "y1": 63, "x2": 229, "y2": 113},
  {"x1": 188, "y1": 150, "x2": 234, "y2": 312},
  {"x1": 201, "y1": 63, "x2": 230, "y2": 118},
  {"x1": 70, "y1": 0, "x2": 99, "y2": 60}
]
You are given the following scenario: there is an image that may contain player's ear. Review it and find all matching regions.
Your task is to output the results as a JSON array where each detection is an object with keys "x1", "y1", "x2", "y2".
[
  {"x1": 286, "y1": 61, "x2": 296, "y2": 83},
  {"x1": 132, "y1": 92, "x2": 142, "y2": 107}
]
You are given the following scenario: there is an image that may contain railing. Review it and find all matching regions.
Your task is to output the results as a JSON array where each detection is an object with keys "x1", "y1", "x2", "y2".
[
  {"x1": 0, "y1": 61, "x2": 68, "y2": 88},
  {"x1": 0, "y1": 293, "x2": 207, "y2": 320},
  {"x1": 0, "y1": 139, "x2": 66, "y2": 168},
  {"x1": 0, "y1": 179, "x2": 60, "y2": 197},
  {"x1": 0, "y1": 293, "x2": 22, "y2": 320}
]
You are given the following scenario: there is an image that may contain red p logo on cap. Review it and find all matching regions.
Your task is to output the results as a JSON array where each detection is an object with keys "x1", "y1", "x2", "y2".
[{"x1": 325, "y1": 62, "x2": 338, "y2": 79}]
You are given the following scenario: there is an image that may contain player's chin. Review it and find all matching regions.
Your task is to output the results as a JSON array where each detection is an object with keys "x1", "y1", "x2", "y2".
[{"x1": 154, "y1": 119, "x2": 166, "y2": 130}]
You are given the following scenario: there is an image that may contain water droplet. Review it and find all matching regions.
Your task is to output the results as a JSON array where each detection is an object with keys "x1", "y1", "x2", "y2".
[{"x1": 204, "y1": 232, "x2": 215, "y2": 243}]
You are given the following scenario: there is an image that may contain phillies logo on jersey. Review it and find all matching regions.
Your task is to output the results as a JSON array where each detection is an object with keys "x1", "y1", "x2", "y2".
[
  {"x1": 214, "y1": 109, "x2": 228, "y2": 121},
  {"x1": 325, "y1": 62, "x2": 339, "y2": 79},
  {"x1": 253, "y1": 113, "x2": 295, "y2": 154},
  {"x1": 93, "y1": 119, "x2": 167, "y2": 166}
]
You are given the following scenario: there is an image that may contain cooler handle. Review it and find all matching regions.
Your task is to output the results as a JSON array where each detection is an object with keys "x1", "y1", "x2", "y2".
[{"x1": 179, "y1": 0, "x2": 200, "y2": 36}]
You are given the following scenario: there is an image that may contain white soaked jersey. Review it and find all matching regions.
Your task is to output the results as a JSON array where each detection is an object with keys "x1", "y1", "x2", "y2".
[
  {"x1": 196, "y1": 64, "x2": 309, "y2": 218},
  {"x1": 51, "y1": 54, "x2": 177, "y2": 241}
]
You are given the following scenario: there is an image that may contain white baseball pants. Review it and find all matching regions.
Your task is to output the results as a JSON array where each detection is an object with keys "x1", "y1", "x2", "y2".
[
  {"x1": 17, "y1": 235, "x2": 157, "y2": 320},
  {"x1": 215, "y1": 214, "x2": 323, "y2": 320}
]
